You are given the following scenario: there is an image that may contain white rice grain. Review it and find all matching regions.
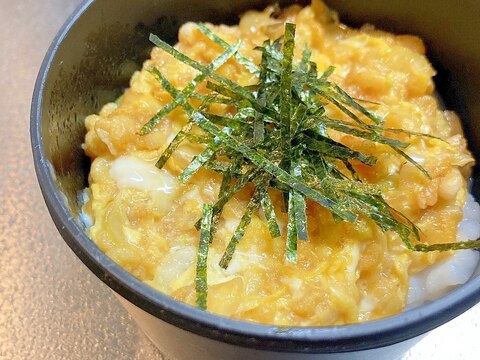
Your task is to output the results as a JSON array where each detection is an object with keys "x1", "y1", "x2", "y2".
[{"x1": 407, "y1": 193, "x2": 480, "y2": 308}]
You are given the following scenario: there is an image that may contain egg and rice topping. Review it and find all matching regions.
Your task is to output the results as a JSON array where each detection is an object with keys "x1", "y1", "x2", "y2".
[{"x1": 83, "y1": 0, "x2": 478, "y2": 325}]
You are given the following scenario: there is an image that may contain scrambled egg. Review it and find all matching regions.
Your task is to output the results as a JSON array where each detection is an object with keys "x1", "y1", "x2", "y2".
[{"x1": 83, "y1": 0, "x2": 474, "y2": 325}]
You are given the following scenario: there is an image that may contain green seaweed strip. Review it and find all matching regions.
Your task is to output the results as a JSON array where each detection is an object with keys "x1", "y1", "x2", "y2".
[
  {"x1": 196, "y1": 204, "x2": 214, "y2": 310},
  {"x1": 319, "y1": 112, "x2": 440, "y2": 141},
  {"x1": 299, "y1": 46, "x2": 311, "y2": 73},
  {"x1": 351, "y1": 97, "x2": 381, "y2": 105},
  {"x1": 285, "y1": 191, "x2": 298, "y2": 263},
  {"x1": 203, "y1": 161, "x2": 231, "y2": 174},
  {"x1": 412, "y1": 239, "x2": 480, "y2": 252},
  {"x1": 149, "y1": 34, "x2": 256, "y2": 103},
  {"x1": 307, "y1": 60, "x2": 318, "y2": 80},
  {"x1": 197, "y1": 22, "x2": 259, "y2": 75},
  {"x1": 300, "y1": 133, "x2": 377, "y2": 166},
  {"x1": 333, "y1": 84, "x2": 383, "y2": 125},
  {"x1": 206, "y1": 81, "x2": 278, "y2": 121},
  {"x1": 206, "y1": 81, "x2": 244, "y2": 101},
  {"x1": 180, "y1": 41, "x2": 240, "y2": 98},
  {"x1": 219, "y1": 157, "x2": 242, "y2": 195},
  {"x1": 290, "y1": 103, "x2": 307, "y2": 137},
  {"x1": 200, "y1": 112, "x2": 250, "y2": 132},
  {"x1": 188, "y1": 110, "x2": 356, "y2": 221},
  {"x1": 311, "y1": 117, "x2": 410, "y2": 149},
  {"x1": 197, "y1": 92, "x2": 238, "y2": 108},
  {"x1": 279, "y1": 23, "x2": 296, "y2": 164},
  {"x1": 253, "y1": 94, "x2": 266, "y2": 143},
  {"x1": 343, "y1": 159, "x2": 361, "y2": 181},
  {"x1": 291, "y1": 158, "x2": 308, "y2": 241},
  {"x1": 138, "y1": 101, "x2": 178, "y2": 136},
  {"x1": 392, "y1": 147, "x2": 431, "y2": 179},
  {"x1": 194, "y1": 166, "x2": 258, "y2": 230},
  {"x1": 292, "y1": 191, "x2": 308, "y2": 241},
  {"x1": 219, "y1": 182, "x2": 267, "y2": 269},
  {"x1": 155, "y1": 122, "x2": 193, "y2": 169},
  {"x1": 277, "y1": 23, "x2": 295, "y2": 213},
  {"x1": 252, "y1": 39, "x2": 272, "y2": 144},
  {"x1": 260, "y1": 190, "x2": 282, "y2": 238},
  {"x1": 318, "y1": 65, "x2": 335, "y2": 82},
  {"x1": 211, "y1": 167, "x2": 257, "y2": 219},
  {"x1": 180, "y1": 141, "x2": 219, "y2": 183},
  {"x1": 186, "y1": 134, "x2": 212, "y2": 144},
  {"x1": 315, "y1": 89, "x2": 367, "y2": 126},
  {"x1": 323, "y1": 120, "x2": 425, "y2": 176},
  {"x1": 141, "y1": 41, "x2": 241, "y2": 135}
]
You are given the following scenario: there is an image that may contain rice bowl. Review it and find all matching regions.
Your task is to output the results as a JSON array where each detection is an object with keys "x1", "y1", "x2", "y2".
[
  {"x1": 82, "y1": 0, "x2": 480, "y2": 325},
  {"x1": 31, "y1": 0, "x2": 480, "y2": 358}
]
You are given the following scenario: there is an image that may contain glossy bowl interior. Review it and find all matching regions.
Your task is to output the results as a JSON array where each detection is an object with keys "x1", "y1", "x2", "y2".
[{"x1": 31, "y1": 0, "x2": 480, "y2": 356}]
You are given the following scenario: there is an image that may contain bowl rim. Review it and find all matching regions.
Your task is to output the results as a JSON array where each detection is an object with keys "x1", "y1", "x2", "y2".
[{"x1": 30, "y1": 0, "x2": 480, "y2": 354}]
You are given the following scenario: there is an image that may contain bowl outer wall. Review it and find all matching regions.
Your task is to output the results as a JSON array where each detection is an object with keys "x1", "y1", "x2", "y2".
[{"x1": 30, "y1": 0, "x2": 480, "y2": 354}]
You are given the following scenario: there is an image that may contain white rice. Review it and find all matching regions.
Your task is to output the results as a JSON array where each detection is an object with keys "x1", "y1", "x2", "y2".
[
  {"x1": 407, "y1": 192, "x2": 480, "y2": 308},
  {"x1": 78, "y1": 189, "x2": 93, "y2": 229}
]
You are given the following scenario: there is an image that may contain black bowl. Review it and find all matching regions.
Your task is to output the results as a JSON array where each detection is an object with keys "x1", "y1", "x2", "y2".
[{"x1": 31, "y1": 0, "x2": 480, "y2": 359}]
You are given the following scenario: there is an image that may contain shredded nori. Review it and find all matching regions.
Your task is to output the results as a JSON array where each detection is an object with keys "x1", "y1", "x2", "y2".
[
  {"x1": 196, "y1": 204, "x2": 214, "y2": 309},
  {"x1": 140, "y1": 22, "x2": 480, "y2": 310}
]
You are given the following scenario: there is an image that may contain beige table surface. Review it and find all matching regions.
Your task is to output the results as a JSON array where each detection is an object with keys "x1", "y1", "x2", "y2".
[{"x1": 0, "y1": 0, "x2": 478, "y2": 359}]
